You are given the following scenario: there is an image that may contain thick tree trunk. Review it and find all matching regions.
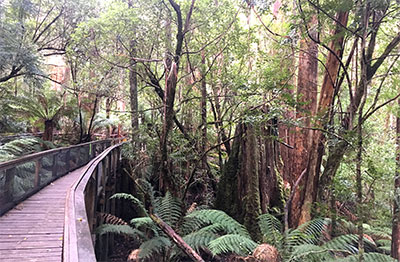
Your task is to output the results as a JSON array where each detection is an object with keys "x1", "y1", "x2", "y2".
[
  {"x1": 289, "y1": 14, "x2": 318, "y2": 228},
  {"x1": 297, "y1": 11, "x2": 349, "y2": 226},
  {"x1": 216, "y1": 118, "x2": 283, "y2": 238}
]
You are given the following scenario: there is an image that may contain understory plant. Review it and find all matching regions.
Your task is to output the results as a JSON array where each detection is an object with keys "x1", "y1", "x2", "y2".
[{"x1": 98, "y1": 179, "x2": 396, "y2": 262}]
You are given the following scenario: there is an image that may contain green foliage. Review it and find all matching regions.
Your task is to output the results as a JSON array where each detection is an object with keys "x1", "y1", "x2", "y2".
[
  {"x1": 330, "y1": 253, "x2": 396, "y2": 262},
  {"x1": 96, "y1": 224, "x2": 145, "y2": 239},
  {"x1": 0, "y1": 137, "x2": 55, "y2": 161},
  {"x1": 208, "y1": 234, "x2": 258, "y2": 256}
]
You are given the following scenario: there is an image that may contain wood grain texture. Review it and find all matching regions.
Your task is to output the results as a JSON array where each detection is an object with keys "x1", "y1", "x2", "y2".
[{"x1": 0, "y1": 167, "x2": 84, "y2": 261}]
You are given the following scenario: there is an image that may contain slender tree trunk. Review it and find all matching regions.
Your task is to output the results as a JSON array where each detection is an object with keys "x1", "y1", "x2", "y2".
[
  {"x1": 392, "y1": 97, "x2": 400, "y2": 259},
  {"x1": 128, "y1": 0, "x2": 139, "y2": 150}
]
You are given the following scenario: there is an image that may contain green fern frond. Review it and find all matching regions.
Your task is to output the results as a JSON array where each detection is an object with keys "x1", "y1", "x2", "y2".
[
  {"x1": 130, "y1": 217, "x2": 159, "y2": 236},
  {"x1": 183, "y1": 232, "x2": 217, "y2": 253},
  {"x1": 130, "y1": 217, "x2": 154, "y2": 228},
  {"x1": 297, "y1": 218, "x2": 330, "y2": 244},
  {"x1": 207, "y1": 234, "x2": 257, "y2": 256},
  {"x1": 178, "y1": 216, "x2": 206, "y2": 235},
  {"x1": 197, "y1": 223, "x2": 228, "y2": 235},
  {"x1": 376, "y1": 239, "x2": 391, "y2": 247},
  {"x1": 258, "y1": 213, "x2": 283, "y2": 245},
  {"x1": 139, "y1": 236, "x2": 172, "y2": 259},
  {"x1": 154, "y1": 191, "x2": 182, "y2": 227},
  {"x1": 96, "y1": 224, "x2": 145, "y2": 239},
  {"x1": 187, "y1": 209, "x2": 250, "y2": 237},
  {"x1": 322, "y1": 234, "x2": 359, "y2": 255},
  {"x1": 288, "y1": 244, "x2": 332, "y2": 262},
  {"x1": 110, "y1": 193, "x2": 148, "y2": 215},
  {"x1": 328, "y1": 252, "x2": 396, "y2": 262}
]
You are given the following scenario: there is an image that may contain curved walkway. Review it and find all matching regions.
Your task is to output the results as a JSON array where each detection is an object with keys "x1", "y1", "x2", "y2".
[{"x1": 0, "y1": 166, "x2": 85, "y2": 262}]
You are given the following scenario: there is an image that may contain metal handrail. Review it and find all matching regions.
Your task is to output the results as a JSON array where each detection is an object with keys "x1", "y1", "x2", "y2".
[
  {"x1": 0, "y1": 139, "x2": 123, "y2": 216},
  {"x1": 63, "y1": 142, "x2": 126, "y2": 262}
]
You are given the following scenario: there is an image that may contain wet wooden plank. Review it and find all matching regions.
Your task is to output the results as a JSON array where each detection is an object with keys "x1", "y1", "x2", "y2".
[{"x1": 0, "y1": 167, "x2": 85, "y2": 261}]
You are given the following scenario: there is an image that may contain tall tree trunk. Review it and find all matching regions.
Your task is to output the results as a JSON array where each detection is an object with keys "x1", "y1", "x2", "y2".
[
  {"x1": 297, "y1": 11, "x2": 349, "y2": 226},
  {"x1": 289, "y1": 14, "x2": 318, "y2": 228},
  {"x1": 128, "y1": 0, "x2": 139, "y2": 150},
  {"x1": 391, "y1": 98, "x2": 400, "y2": 259}
]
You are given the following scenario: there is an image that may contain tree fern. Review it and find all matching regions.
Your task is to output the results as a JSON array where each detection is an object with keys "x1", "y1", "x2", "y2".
[
  {"x1": 288, "y1": 244, "x2": 333, "y2": 262},
  {"x1": 187, "y1": 209, "x2": 250, "y2": 237},
  {"x1": 154, "y1": 191, "x2": 182, "y2": 227},
  {"x1": 328, "y1": 252, "x2": 396, "y2": 262},
  {"x1": 207, "y1": 234, "x2": 258, "y2": 256},
  {"x1": 110, "y1": 193, "x2": 148, "y2": 215},
  {"x1": 138, "y1": 236, "x2": 171, "y2": 260},
  {"x1": 182, "y1": 232, "x2": 217, "y2": 253},
  {"x1": 96, "y1": 224, "x2": 145, "y2": 240},
  {"x1": 258, "y1": 213, "x2": 283, "y2": 245}
]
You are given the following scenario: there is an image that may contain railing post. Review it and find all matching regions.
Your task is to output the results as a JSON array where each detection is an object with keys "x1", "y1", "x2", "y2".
[
  {"x1": 65, "y1": 149, "x2": 71, "y2": 172},
  {"x1": 52, "y1": 154, "x2": 58, "y2": 178},
  {"x1": 0, "y1": 168, "x2": 14, "y2": 206},
  {"x1": 34, "y1": 159, "x2": 41, "y2": 187}
]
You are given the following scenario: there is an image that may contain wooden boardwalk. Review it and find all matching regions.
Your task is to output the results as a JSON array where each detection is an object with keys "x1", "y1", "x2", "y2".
[{"x1": 0, "y1": 166, "x2": 85, "y2": 262}]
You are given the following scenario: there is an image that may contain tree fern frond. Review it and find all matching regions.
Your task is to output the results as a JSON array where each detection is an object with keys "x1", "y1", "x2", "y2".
[
  {"x1": 328, "y1": 252, "x2": 396, "y2": 262},
  {"x1": 187, "y1": 209, "x2": 250, "y2": 237},
  {"x1": 258, "y1": 213, "x2": 283, "y2": 245},
  {"x1": 139, "y1": 236, "x2": 172, "y2": 259},
  {"x1": 288, "y1": 244, "x2": 332, "y2": 262},
  {"x1": 130, "y1": 217, "x2": 159, "y2": 236},
  {"x1": 110, "y1": 193, "x2": 148, "y2": 215},
  {"x1": 178, "y1": 216, "x2": 206, "y2": 235},
  {"x1": 130, "y1": 217, "x2": 154, "y2": 228},
  {"x1": 197, "y1": 223, "x2": 227, "y2": 235},
  {"x1": 207, "y1": 234, "x2": 258, "y2": 256},
  {"x1": 322, "y1": 234, "x2": 359, "y2": 255},
  {"x1": 154, "y1": 191, "x2": 182, "y2": 227},
  {"x1": 182, "y1": 232, "x2": 217, "y2": 253},
  {"x1": 297, "y1": 218, "x2": 331, "y2": 244},
  {"x1": 96, "y1": 224, "x2": 145, "y2": 239}
]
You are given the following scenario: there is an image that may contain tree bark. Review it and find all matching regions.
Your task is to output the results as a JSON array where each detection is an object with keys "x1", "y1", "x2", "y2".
[
  {"x1": 297, "y1": 11, "x2": 349, "y2": 226},
  {"x1": 216, "y1": 118, "x2": 283, "y2": 238},
  {"x1": 43, "y1": 119, "x2": 55, "y2": 141},
  {"x1": 289, "y1": 14, "x2": 318, "y2": 228}
]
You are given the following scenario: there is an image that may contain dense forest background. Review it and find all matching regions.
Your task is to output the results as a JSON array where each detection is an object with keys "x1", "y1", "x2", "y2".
[{"x1": 1, "y1": 0, "x2": 400, "y2": 261}]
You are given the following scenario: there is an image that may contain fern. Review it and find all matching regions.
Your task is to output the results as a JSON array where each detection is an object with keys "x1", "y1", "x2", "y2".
[
  {"x1": 178, "y1": 216, "x2": 206, "y2": 235},
  {"x1": 187, "y1": 209, "x2": 250, "y2": 237},
  {"x1": 288, "y1": 244, "x2": 332, "y2": 262},
  {"x1": 139, "y1": 236, "x2": 172, "y2": 259},
  {"x1": 258, "y1": 213, "x2": 283, "y2": 245},
  {"x1": 328, "y1": 252, "x2": 396, "y2": 262},
  {"x1": 130, "y1": 217, "x2": 160, "y2": 236},
  {"x1": 96, "y1": 224, "x2": 145, "y2": 239},
  {"x1": 154, "y1": 191, "x2": 182, "y2": 227},
  {"x1": 207, "y1": 234, "x2": 258, "y2": 256},
  {"x1": 110, "y1": 193, "x2": 148, "y2": 215},
  {"x1": 182, "y1": 232, "x2": 217, "y2": 253}
]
